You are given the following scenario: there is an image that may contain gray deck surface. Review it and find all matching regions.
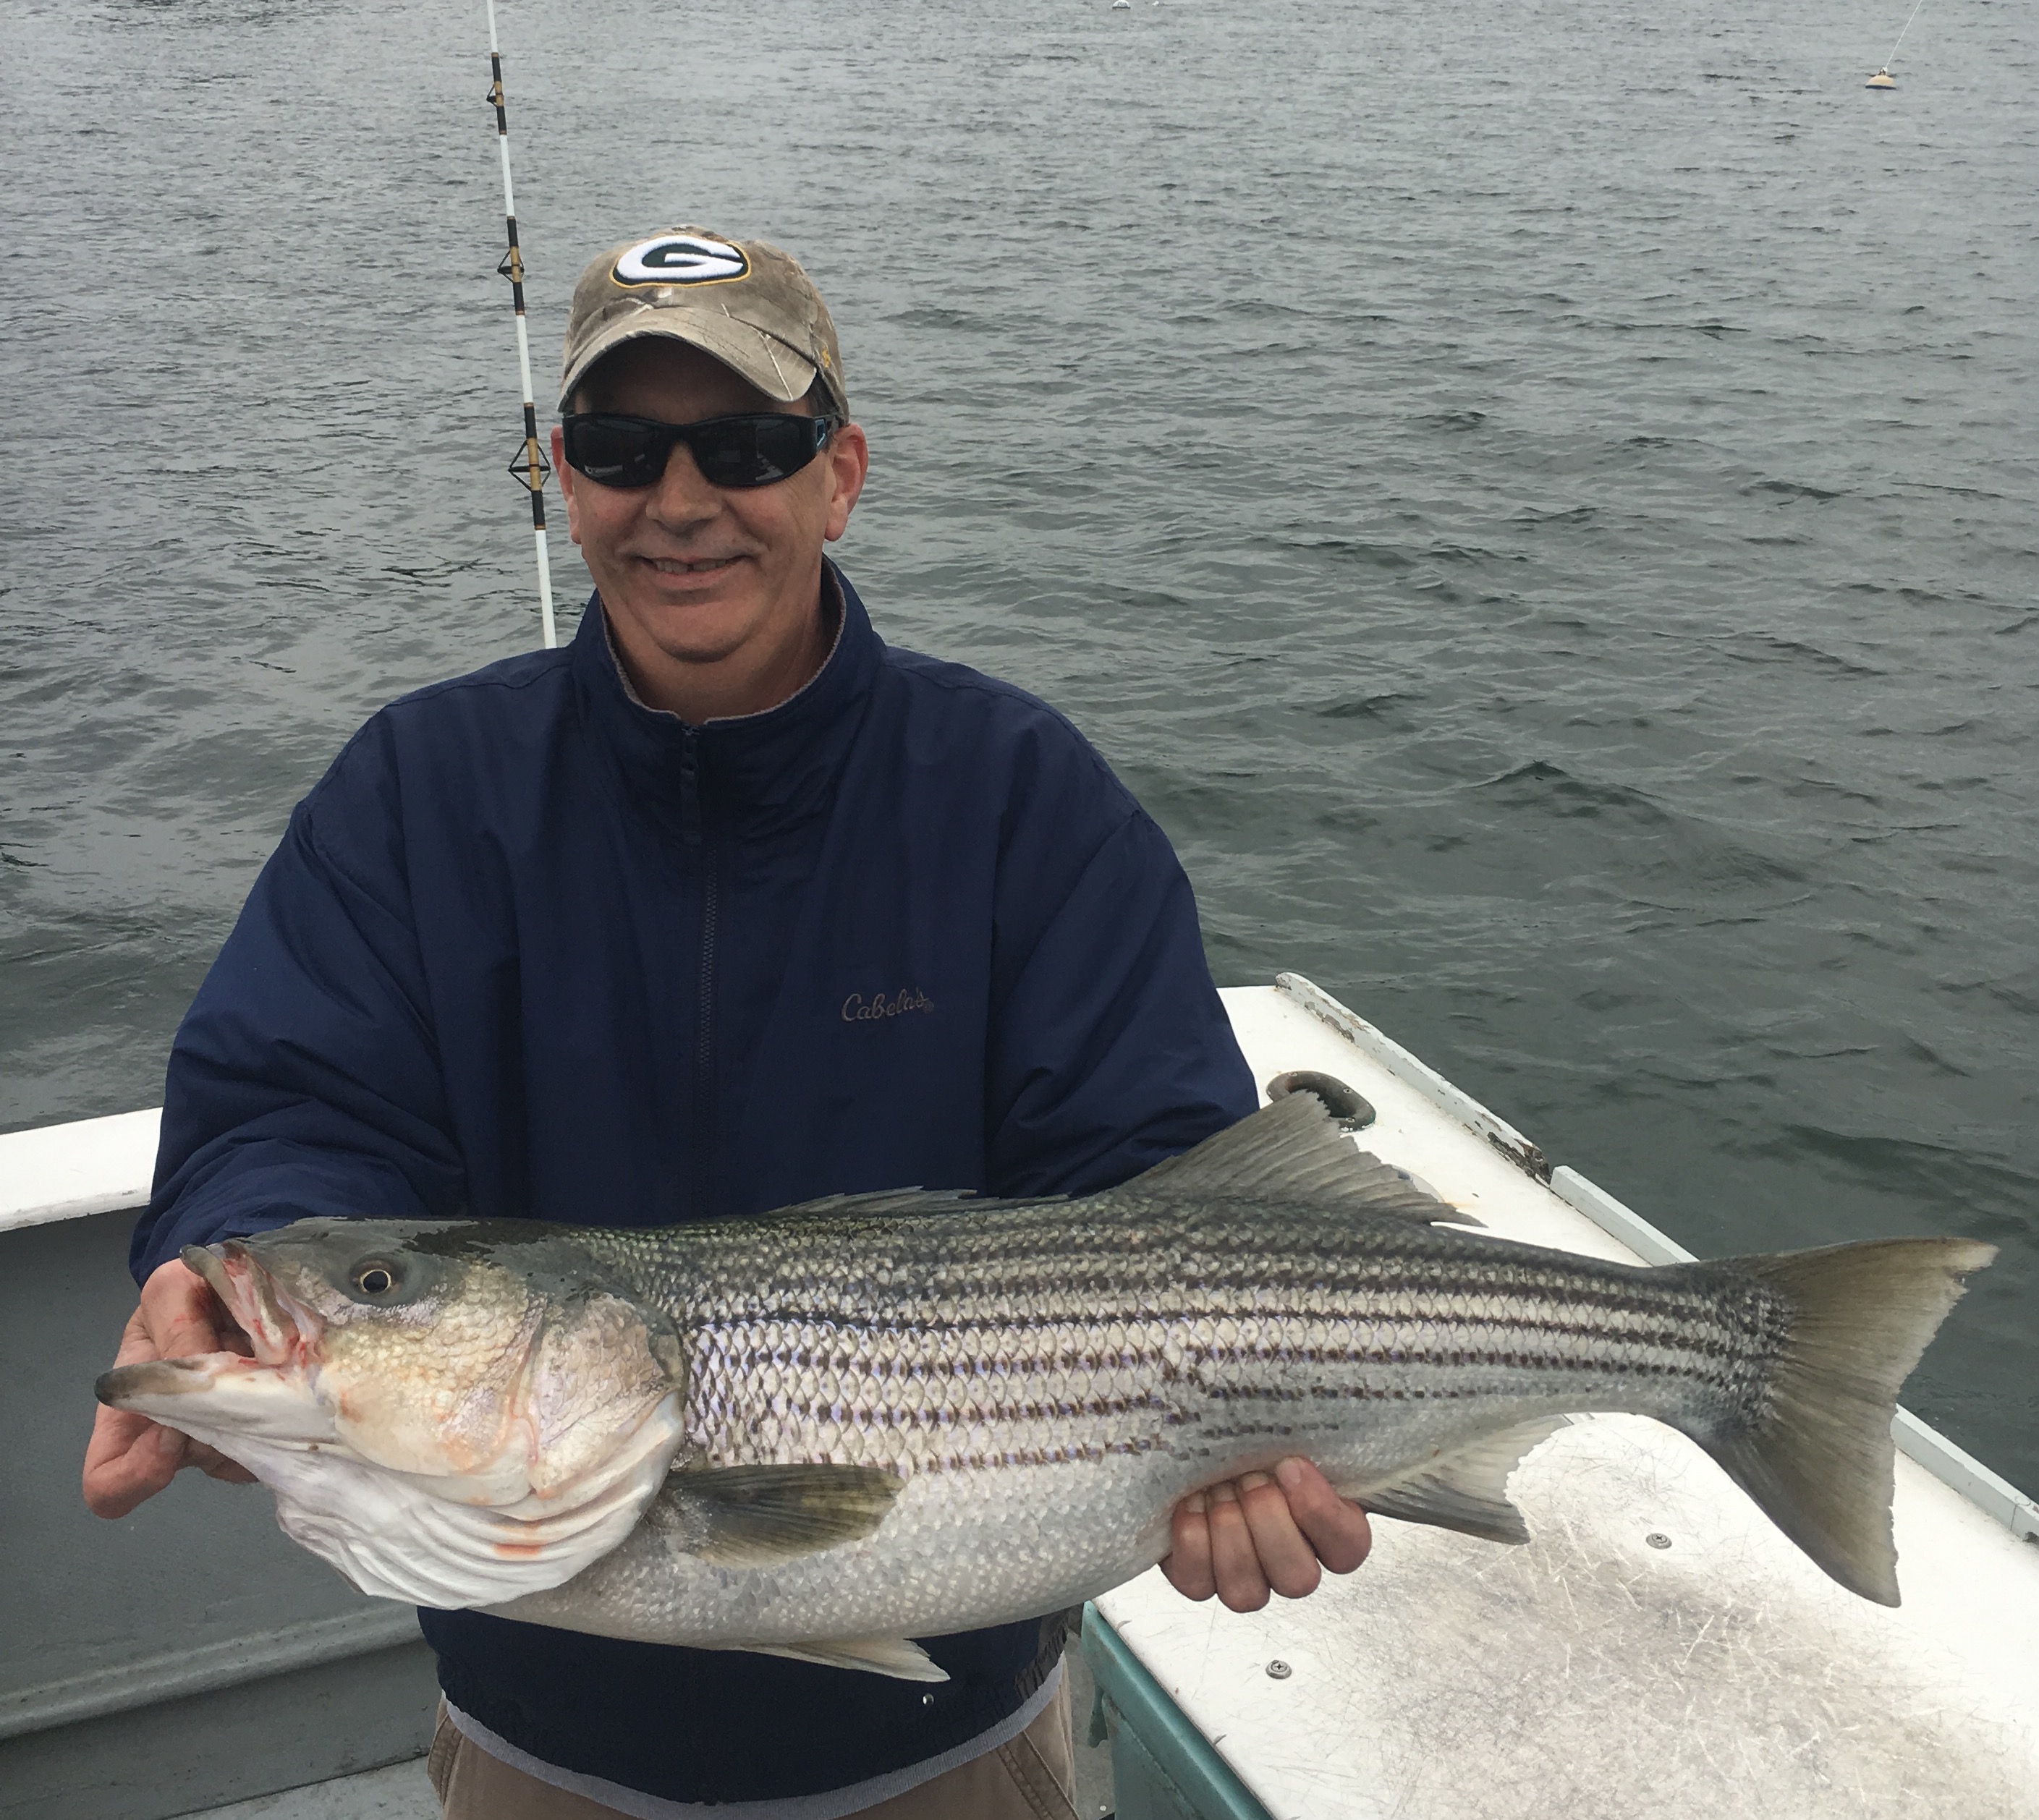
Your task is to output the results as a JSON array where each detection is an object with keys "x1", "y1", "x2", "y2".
[
  {"x1": 185, "y1": 1651, "x2": 1116, "y2": 1819},
  {"x1": 189, "y1": 1761, "x2": 436, "y2": 1820}
]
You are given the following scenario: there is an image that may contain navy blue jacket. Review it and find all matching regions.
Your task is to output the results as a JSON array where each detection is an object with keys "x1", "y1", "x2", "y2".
[{"x1": 136, "y1": 565, "x2": 1256, "y2": 1805}]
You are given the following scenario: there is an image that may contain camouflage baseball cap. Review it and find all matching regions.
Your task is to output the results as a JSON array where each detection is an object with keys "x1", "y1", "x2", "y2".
[{"x1": 559, "y1": 228, "x2": 848, "y2": 418}]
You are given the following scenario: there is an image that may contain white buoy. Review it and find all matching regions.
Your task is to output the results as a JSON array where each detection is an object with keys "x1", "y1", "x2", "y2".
[{"x1": 1868, "y1": 0, "x2": 1927, "y2": 90}]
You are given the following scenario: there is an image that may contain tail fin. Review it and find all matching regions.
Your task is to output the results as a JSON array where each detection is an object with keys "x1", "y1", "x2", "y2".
[{"x1": 1690, "y1": 1236, "x2": 1995, "y2": 1606}]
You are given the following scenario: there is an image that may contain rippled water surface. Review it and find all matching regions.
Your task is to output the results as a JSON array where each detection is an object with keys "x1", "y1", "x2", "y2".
[{"x1": 3, "y1": 0, "x2": 2035, "y2": 1484}]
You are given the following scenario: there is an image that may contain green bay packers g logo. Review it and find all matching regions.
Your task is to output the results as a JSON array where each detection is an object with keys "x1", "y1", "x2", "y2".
[{"x1": 613, "y1": 234, "x2": 749, "y2": 286}]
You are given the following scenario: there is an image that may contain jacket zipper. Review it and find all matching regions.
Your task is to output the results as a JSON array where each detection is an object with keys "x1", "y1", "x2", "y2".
[{"x1": 679, "y1": 731, "x2": 717, "y2": 1215}]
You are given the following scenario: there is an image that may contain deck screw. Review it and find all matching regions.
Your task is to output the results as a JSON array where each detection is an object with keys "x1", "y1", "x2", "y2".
[
  {"x1": 1266, "y1": 1659, "x2": 1292, "y2": 1680},
  {"x1": 1645, "y1": 1532, "x2": 1673, "y2": 1550}
]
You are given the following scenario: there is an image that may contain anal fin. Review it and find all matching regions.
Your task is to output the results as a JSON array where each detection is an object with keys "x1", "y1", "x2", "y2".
[
  {"x1": 1355, "y1": 1417, "x2": 1569, "y2": 1544},
  {"x1": 740, "y1": 1636, "x2": 949, "y2": 1682},
  {"x1": 648, "y1": 1463, "x2": 902, "y2": 1567}
]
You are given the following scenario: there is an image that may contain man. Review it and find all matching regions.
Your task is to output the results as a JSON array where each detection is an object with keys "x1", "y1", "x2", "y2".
[{"x1": 83, "y1": 229, "x2": 1372, "y2": 1818}]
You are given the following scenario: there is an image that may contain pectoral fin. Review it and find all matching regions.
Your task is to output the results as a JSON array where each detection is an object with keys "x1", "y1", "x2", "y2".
[
  {"x1": 648, "y1": 1463, "x2": 903, "y2": 1567},
  {"x1": 1355, "y1": 1417, "x2": 1569, "y2": 1544},
  {"x1": 741, "y1": 1636, "x2": 949, "y2": 1683}
]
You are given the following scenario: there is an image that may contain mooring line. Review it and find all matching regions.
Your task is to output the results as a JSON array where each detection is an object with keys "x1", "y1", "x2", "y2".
[
  {"x1": 485, "y1": 0, "x2": 558, "y2": 648},
  {"x1": 1885, "y1": 0, "x2": 1929, "y2": 69}
]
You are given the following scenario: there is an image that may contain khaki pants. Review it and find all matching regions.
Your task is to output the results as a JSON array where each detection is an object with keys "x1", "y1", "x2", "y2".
[{"x1": 427, "y1": 1682, "x2": 1079, "y2": 1820}]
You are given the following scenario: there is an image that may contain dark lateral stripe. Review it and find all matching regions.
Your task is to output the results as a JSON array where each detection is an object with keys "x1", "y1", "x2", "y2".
[
  {"x1": 749, "y1": 1390, "x2": 1171, "y2": 1430},
  {"x1": 736, "y1": 1332, "x2": 1726, "y2": 1434},
  {"x1": 711, "y1": 1293, "x2": 1737, "y2": 1347},
  {"x1": 1180, "y1": 1317, "x2": 1748, "y2": 1369},
  {"x1": 910, "y1": 1435, "x2": 1162, "y2": 1473},
  {"x1": 711, "y1": 1343, "x2": 1171, "y2": 1380},
  {"x1": 707, "y1": 1270, "x2": 1745, "y2": 1337},
  {"x1": 705, "y1": 1304, "x2": 1752, "y2": 1382},
  {"x1": 748, "y1": 1438, "x2": 1163, "y2": 1474},
  {"x1": 708, "y1": 1281, "x2": 1726, "y2": 1327}
]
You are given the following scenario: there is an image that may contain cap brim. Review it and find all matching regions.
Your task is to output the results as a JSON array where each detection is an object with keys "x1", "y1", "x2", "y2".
[{"x1": 559, "y1": 305, "x2": 819, "y2": 411}]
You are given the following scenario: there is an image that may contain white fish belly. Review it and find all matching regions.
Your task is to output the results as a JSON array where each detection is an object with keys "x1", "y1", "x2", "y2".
[
  {"x1": 491, "y1": 1394, "x2": 1601, "y2": 1648},
  {"x1": 494, "y1": 1452, "x2": 1177, "y2": 1645}
]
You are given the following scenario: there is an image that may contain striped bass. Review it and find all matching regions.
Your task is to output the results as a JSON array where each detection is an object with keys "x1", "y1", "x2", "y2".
[{"x1": 99, "y1": 1093, "x2": 1994, "y2": 1681}]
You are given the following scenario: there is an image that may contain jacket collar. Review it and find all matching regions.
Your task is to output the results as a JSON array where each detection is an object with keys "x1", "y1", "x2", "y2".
[{"x1": 569, "y1": 559, "x2": 883, "y2": 834}]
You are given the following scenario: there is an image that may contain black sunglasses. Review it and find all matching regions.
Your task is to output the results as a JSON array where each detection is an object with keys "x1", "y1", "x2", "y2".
[{"x1": 560, "y1": 411, "x2": 839, "y2": 491}]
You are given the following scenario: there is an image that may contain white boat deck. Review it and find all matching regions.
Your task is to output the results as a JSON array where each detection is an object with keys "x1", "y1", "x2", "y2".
[{"x1": 1092, "y1": 979, "x2": 2039, "y2": 1820}]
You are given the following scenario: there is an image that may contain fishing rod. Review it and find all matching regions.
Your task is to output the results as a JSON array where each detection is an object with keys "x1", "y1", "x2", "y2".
[{"x1": 484, "y1": 0, "x2": 558, "y2": 648}]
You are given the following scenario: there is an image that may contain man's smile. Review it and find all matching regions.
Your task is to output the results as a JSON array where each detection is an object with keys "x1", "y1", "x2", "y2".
[{"x1": 646, "y1": 556, "x2": 742, "y2": 576}]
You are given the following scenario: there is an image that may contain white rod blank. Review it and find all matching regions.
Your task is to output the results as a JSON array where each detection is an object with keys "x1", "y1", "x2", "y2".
[{"x1": 485, "y1": 0, "x2": 557, "y2": 649}]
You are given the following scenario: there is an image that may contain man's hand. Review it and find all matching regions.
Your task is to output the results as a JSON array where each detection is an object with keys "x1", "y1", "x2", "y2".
[
  {"x1": 82, "y1": 1256, "x2": 258, "y2": 1520},
  {"x1": 1161, "y1": 1458, "x2": 1372, "y2": 1611}
]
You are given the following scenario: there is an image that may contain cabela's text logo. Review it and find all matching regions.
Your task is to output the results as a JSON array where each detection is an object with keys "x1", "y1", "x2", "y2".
[{"x1": 842, "y1": 987, "x2": 934, "y2": 1024}]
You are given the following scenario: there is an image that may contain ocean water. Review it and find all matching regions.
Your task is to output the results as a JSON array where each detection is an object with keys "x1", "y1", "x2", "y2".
[{"x1": 1, "y1": 0, "x2": 2034, "y2": 1486}]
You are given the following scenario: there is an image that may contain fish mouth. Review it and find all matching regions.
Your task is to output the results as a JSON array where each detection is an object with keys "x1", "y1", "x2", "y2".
[
  {"x1": 181, "y1": 1240, "x2": 326, "y2": 1369},
  {"x1": 95, "y1": 1241, "x2": 336, "y2": 1448}
]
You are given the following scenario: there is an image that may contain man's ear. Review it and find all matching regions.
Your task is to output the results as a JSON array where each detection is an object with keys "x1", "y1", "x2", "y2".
[
  {"x1": 823, "y1": 422, "x2": 869, "y2": 544},
  {"x1": 551, "y1": 425, "x2": 583, "y2": 545}
]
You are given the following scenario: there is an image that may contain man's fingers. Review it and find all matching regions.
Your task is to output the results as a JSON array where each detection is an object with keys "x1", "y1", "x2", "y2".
[
  {"x1": 84, "y1": 1408, "x2": 258, "y2": 1517},
  {"x1": 85, "y1": 1262, "x2": 256, "y2": 1520},
  {"x1": 1274, "y1": 1458, "x2": 1373, "y2": 1574},
  {"x1": 1160, "y1": 1490, "x2": 1217, "y2": 1602},
  {"x1": 82, "y1": 1406, "x2": 182, "y2": 1519},
  {"x1": 1235, "y1": 1472, "x2": 1324, "y2": 1601},
  {"x1": 85, "y1": 1298, "x2": 185, "y2": 1518},
  {"x1": 140, "y1": 1257, "x2": 234, "y2": 1361},
  {"x1": 1205, "y1": 1479, "x2": 1276, "y2": 1612},
  {"x1": 106, "y1": 1303, "x2": 161, "y2": 1369},
  {"x1": 1162, "y1": 1461, "x2": 1377, "y2": 1612},
  {"x1": 190, "y1": 1442, "x2": 259, "y2": 1485}
]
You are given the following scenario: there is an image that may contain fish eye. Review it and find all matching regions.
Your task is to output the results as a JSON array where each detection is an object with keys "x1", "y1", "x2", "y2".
[{"x1": 352, "y1": 1261, "x2": 400, "y2": 1297}]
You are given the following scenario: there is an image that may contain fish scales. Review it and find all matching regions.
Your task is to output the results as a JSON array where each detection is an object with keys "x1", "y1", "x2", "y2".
[
  {"x1": 468, "y1": 1199, "x2": 1809, "y2": 1654},
  {"x1": 98, "y1": 1092, "x2": 1995, "y2": 1674},
  {"x1": 587, "y1": 1207, "x2": 1789, "y2": 1484}
]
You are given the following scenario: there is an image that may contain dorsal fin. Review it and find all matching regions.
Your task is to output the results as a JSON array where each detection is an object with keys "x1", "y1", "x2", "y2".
[
  {"x1": 760, "y1": 1187, "x2": 1066, "y2": 1225},
  {"x1": 749, "y1": 1094, "x2": 1472, "y2": 1230},
  {"x1": 771, "y1": 1188, "x2": 979, "y2": 1220},
  {"x1": 1135, "y1": 1093, "x2": 1476, "y2": 1225}
]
